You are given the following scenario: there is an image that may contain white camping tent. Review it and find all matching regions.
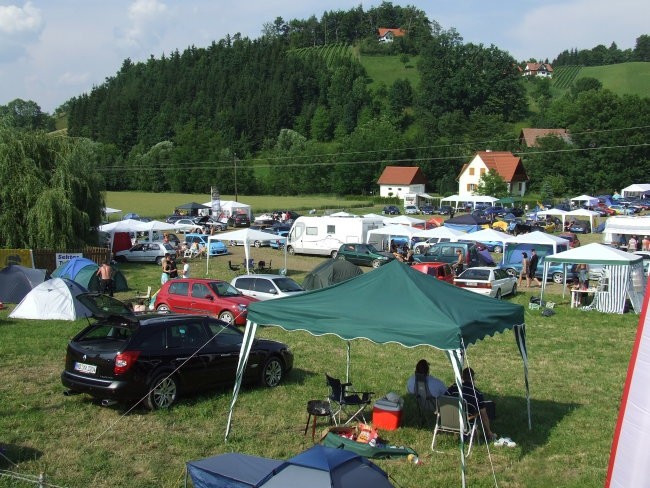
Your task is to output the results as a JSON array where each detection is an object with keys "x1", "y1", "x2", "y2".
[
  {"x1": 366, "y1": 224, "x2": 422, "y2": 249},
  {"x1": 204, "y1": 201, "x2": 252, "y2": 219},
  {"x1": 384, "y1": 215, "x2": 422, "y2": 226},
  {"x1": 565, "y1": 208, "x2": 600, "y2": 232},
  {"x1": 541, "y1": 243, "x2": 646, "y2": 314},
  {"x1": 570, "y1": 194, "x2": 599, "y2": 207},
  {"x1": 606, "y1": 285, "x2": 650, "y2": 487},
  {"x1": 9, "y1": 278, "x2": 91, "y2": 320},
  {"x1": 621, "y1": 183, "x2": 650, "y2": 199},
  {"x1": 206, "y1": 229, "x2": 279, "y2": 274},
  {"x1": 603, "y1": 216, "x2": 650, "y2": 246}
]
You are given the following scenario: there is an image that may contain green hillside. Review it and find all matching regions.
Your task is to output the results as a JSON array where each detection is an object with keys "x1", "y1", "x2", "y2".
[
  {"x1": 577, "y1": 62, "x2": 650, "y2": 97},
  {"x1": 359, "y1": 53, "x2": 420, "y2": 89},
  {"x1": 553, "y1": 62, "x2": 650, "y2": 98}
]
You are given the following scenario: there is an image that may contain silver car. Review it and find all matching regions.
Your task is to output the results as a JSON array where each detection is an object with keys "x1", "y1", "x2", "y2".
[
  {"x1": 115, "y1": 242, "x2": 176, "y2": 265},
  {"x1": 454, "y1": 267, "x2": 517, "y2": 299},
  {"x1": 231, "y1": 274, "x2": 305, "y2": 301}
]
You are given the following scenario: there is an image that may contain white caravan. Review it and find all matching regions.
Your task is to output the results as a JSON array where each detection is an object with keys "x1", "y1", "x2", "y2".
[{"x1": 287, "y1": 216, "x2": 384, "y2": 257}]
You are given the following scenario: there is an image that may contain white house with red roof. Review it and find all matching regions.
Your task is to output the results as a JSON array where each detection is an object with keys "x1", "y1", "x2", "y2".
[
  {"x1": 377, "y1": 166, "x2": 431, "y2": 206},
  {"x1": 523, "y1": 62, "x2": 553, "y2": 78},
  {"x1": 457, "y1": 151, "x2": 529, "y2": 197},
  {"x1": 377, "y1": 28, "x2": 406, "y2": 43}
]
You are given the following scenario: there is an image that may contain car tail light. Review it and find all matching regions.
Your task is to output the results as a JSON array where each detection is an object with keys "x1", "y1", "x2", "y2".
[{"x1": 114, "y1": 350, "x2": 141, "y2": 375}]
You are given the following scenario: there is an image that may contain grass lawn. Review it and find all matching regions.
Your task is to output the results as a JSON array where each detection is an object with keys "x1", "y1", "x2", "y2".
[{"x1": 1, "y1": 195, "x2": 641, "y2": 487}]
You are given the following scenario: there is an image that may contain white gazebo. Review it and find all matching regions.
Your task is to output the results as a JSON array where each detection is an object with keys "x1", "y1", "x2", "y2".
[
  {"x1": 621, "y1": 183, "x2": 650, "y2": 199},
  {"x1": 384, "y1": 215, "x2": 423, "y2": 226},
  {"x1": 570, "y1": 194, "x2": 598, "y2": 207},
  {"x1": 565, "y1": 208, "x2": 600, "y2": 232},
  {"x1": 206, "y1": 229, "x2": 279, "y2": 274}
]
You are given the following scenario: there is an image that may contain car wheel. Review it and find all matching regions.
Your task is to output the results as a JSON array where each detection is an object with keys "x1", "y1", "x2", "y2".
[
  {"x1": 330, "y1": 250, "x2": 338, "y2": 259},
  {"x1": 219, "y1": 310, "x2": 235, "y2": 324},
  {"x1": 260, "y1": 356, "x2": 283, "y2": 387},
  {"x1": 505, "y1": 268, "x2": 517, "y2": 277},
  {"x1": 155, "y1": 256, "x2": 163, "y2": 265},
  {"x1": 371, "y1": 259, "x2": 382, "y2": 269},
  {"x1": 552, "y1": 272, "x2": 564, "y2": 284},
  {"x1": 495, "y1": 289, "x2": 502, "y2": 300},
  {"x1": 156, "y1": 304, "x2": 170, "y2": 312},
  {"x1": 115, "y1": 256, "x2": 127, "y2": 263},
  {"x1": 493, "y1": 245, "x2": 503, "y2": 253},
  {"x1": 287, "y1": 246, "x2": 295, "y2": 255},
  {"x1": 511, "y1": 283, "x2": 517, "y2": 296},
  {"x1": 254, "y1": 240, "x2": 261, "y2": 248},
  {"x1": 145, "y1": 373, "x2": 178, "y2": 410}
]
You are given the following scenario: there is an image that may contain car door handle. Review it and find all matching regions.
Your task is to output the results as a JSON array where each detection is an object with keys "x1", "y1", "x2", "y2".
[{"x1": 220, "y1": 353, "x2": 236, "y2": 357}]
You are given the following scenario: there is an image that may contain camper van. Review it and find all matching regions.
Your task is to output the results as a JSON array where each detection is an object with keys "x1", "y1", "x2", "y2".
[{"x1": 286, "y1": 216, "x2": 384, "y2": 257}]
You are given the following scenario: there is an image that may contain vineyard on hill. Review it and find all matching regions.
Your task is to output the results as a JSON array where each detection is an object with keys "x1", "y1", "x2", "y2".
[
  {"x1": 553, "y1": 65, "x2": 582, "y2": 88},
  {"x1": 290, "y1": 43, "x2": 355, "y2": 68}
]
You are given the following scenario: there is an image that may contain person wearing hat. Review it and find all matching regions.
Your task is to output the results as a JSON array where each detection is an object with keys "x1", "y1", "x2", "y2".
[{"x1": 406, "y1": 359, "x2": 446, "y2": 399}]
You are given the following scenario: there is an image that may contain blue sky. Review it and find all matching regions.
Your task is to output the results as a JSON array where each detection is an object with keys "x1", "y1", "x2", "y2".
[{"x1": 0, "y1": 0, "x2": 647, "y2": 113}]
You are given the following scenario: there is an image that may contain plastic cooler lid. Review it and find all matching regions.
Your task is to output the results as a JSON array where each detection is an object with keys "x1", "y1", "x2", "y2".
[{"x1": 373, "y1": 399, "x2": 402, "y2": 412}]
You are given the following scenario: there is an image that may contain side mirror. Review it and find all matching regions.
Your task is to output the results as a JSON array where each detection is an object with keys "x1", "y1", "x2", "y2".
[{"x1": 204, "y1": 295, "x2": 213, "y2": 300}]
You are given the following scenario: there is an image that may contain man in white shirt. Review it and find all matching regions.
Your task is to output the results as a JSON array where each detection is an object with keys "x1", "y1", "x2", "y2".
[{"x1": 406, "y1": 359, "x2": 447, "y2": 398}]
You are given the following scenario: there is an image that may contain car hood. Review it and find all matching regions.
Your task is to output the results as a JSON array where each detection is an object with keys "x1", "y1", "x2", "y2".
[{"x1": 221, "y1": 294, "x2": 259, "y2": 306}]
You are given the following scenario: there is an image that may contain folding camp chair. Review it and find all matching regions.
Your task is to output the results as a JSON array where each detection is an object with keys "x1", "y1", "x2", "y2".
[
  {"x1": 325, "y1": 374, "x2": 373, "y2": 426},
  {"x1": 414, "y1": 373, "x2": 438, "y2": 427},
  {"x1": 228, "y1": 261, "x2": 242, "y2": 275},
  {"x1": 431, "y1": 395, "x2": 479, "y2": 457},
  {"x1": 135, "y1": 286, "x2": 151, "y2": 300}
]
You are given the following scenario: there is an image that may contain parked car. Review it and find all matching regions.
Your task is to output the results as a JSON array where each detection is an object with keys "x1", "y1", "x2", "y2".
[
  {"x1": 268, "y1": 228, "x2": 289, "y2": 250},
  {"x1": 437, "y1": 205, "x2": 454, "y2": 215},
  {"x1": 609, "y1": 205, "x2": 635, "y2": 215},
  {"x1": 154, "y1": 278, "x2": 258, "y2": 325},
  {"x1": 404, "y1": 205, "x2": 420, "y2": 215},
  {"x1": 557, "y1": 232, "x2": 581, "y2": 248},
  {"x1": 115, "y1": 242, "x2": 176, "y2": 265},
  {"x1": 231, "y1": 274, "x2": 305, "y2": 301},
  {"x1": 184, "y1": 233, "x2": 228, "y2": 256},
  {"x1": 420, "y1": 205, "x2": 435, "y2": 215},
  {"x1": 412, "y1": 237, "x2": 453, "y2": 254},
  {"x1": 61, "y1": 294, "x2": 292, "y2": 409},
  {"x1": 413, "y1": 242, "x2": 481, "y2": 270},
  {"x1": 194, "y1": 215, "x2": 227, "y2": 232},
  {"x1": 165, "y1": 214, "x2": 185, "y2": 224},
  {"x1": 382, "y1": 205, "x2": 400, "y2": 215},
  {"x1": 454, "y1": 267, "x2": 517, "y2": 299},
  {"x1": 174, "y1": 218, "x2": 201, "y2": 233},
  {"x1": 335, "y1": 243, "x2": 395, "y2": 268},
  {"x1": 229, "y1": 213, "x2": 251, "y2": 227},
  {"x1": 410, "y1": 262, "x2": 455, "y2": 284},
  {"x1": 500, "y1": 259, "x2": 577, "y2": 284},
  {"x1": 565, "y1": 220, "x2": 590, "y2": 234}
]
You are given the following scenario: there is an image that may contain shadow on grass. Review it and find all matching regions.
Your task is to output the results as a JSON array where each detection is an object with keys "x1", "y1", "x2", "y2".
[
  {"x1": 400, "y1": 393, "x2": 580, "y2": 455},
  {"x1": 0, "y1": 443, "x2": 43, "y2": 468}
]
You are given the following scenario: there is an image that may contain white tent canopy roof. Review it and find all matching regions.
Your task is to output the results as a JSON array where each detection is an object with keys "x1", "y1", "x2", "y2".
[
  {"x1": 570, "y1": 194, "x2": 598, "y2": 206},
  {"x1": 384, "y1": 215, "x2": 422, "y2": 226},
  {"x1": 544, "y1": 243, "x2": 643, "y2": 265},
  {"x1": 367, "y1": 224, "x2": 422, "y2": 242},
  {"x1": 505, "y1": 231, "x2": 570, "y2": 246},
  {"x1": 621, "y1": 183, "x2": 650, "y2": 196},
  {"x1": 604, "y1": 216, "x2": 650, "y2": 236},
  {"x1": 536, "y1": 208, "x2": 568, "y2": 216},
  {"x1": 103, "y1": 207, "x2": 121, "y2": 215},
  {"x1": 330, "y1": 212, "x2": 358, "y2": 217},
  {"x1": 464, "y1": 228, "x2": 511, "y2": 243},
  {"x1": 412, "y1": 226, "x2": 466, "y2": 240}
]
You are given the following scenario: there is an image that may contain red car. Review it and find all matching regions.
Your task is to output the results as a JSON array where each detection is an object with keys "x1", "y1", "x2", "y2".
[
  {"x1": 154, "y1": 278, "x2": 258, "y2": 325},
  {"x1": 410, "y1": 262, "x2": 455, "y2": 284}
]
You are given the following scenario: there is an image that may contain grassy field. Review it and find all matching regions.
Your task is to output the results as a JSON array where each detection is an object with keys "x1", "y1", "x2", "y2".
[
  {"x1": 577, "y1": 62, "x2": 650, "y2": 98},
  {"x1": 105, "y1": 192, "x2": 377, "y2": 221},
  {"x1": 0, "y1": 195, "x2": 641, "y2": 487},
  {"x1": 360, "y1": 54, "x2": 421, "y2": 90}
]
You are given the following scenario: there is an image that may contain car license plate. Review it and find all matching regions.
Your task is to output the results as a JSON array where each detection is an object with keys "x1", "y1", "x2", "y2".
[
  {"x1": 74, "y1": 362, "x2": 97, "y2": 375},
  {"x1": 466, "y1": 281, "x2": 477, "y2": 287}
]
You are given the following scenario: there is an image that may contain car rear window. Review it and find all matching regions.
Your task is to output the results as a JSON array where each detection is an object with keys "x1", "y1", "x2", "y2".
[
  {"x1": 77, "y1": 324, "x2": 133, "y2": 341},
  {"x1": 272, "y1": 277, "x2": 304, "y2": 292},
  {"x1": 460, "y1": 269, "x2": 490, "y2": 280}
]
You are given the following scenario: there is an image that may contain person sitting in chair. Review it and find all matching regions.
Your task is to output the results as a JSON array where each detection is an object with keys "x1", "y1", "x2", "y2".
[
  {"x1": 406, "y1": 359, "x2": 446, "y2": 398},
  {"x1": 445, "y1": 367, "x2": 496, "y2": 440}
]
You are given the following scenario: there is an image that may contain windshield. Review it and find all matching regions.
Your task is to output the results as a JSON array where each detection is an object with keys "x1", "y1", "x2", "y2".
[
  {"x1": 209, "y1": 281, "x2": 242, "y2": 297},
  {"x1": 272, "y1": 277, "x2": 304, "y2": 292}
]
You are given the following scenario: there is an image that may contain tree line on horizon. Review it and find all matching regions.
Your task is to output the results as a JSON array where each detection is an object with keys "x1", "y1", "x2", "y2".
[{"x1": 1, "y1": 2, "x2": 649, "y2": 240}]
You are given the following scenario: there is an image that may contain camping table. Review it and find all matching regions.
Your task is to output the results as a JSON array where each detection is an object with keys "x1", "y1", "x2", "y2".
[
  {"x1": 571, "y1": 287, "x2": 597, "y2": 308},
  {"x1": 304, "y1": 400, "x2": 332, "y2": 441}
]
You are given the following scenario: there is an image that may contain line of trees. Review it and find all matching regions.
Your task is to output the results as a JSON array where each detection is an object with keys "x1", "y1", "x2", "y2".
[{"x1": 553, "y1": 35, "x2": 650, "y2": 66}]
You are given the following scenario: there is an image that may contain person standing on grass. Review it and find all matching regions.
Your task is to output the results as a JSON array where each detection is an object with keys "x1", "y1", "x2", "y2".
[
  {"x1": 518, "y1": 252, "x2": 530, "y2": 288},
  {"x1": 96, "y1": 261, "x2": 114, "y2": 297},
  {"x1": 643, "y1": 236, "x2": 650, "y2": 251},
  {"x1": 528, "y1": 249, "x2": 542, "y2": 287},
  {"x1": 181, "y1": 258, "x2": 190, "y2": 278}
]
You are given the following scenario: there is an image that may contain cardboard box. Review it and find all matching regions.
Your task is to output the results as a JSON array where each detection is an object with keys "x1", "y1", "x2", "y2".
[{"x1": 372, "y1": 399, "x2": 402, "y2": 430}]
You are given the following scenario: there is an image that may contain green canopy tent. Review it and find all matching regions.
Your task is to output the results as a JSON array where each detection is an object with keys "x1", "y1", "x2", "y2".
[{"x1": 225, "y1": 260, "x2": 529, "y2": 487}]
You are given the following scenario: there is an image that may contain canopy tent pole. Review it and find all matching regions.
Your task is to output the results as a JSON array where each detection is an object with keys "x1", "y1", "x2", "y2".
[
  {"x1": 346, "y1": 341, "x2": 351, "y2": 383},
  {"x1": 446, "y1": 348, "x2": 467, "y2": 488},
  {"x1": 225, "y1": 319, "x2": 258, "y2": 441},
  {"x1": 514, "y1": 324, "x2": 532, "y2": 430}
]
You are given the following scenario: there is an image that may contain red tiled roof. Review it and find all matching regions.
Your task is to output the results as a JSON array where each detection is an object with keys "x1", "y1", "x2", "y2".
[
  {"x1": 377, "y1": 28, "x2": 406, "y2": 38},
  {"x1": 377, "y1": 166, "x2": 427, "y2": 185},
  {"x1": 519, "y1": 128, "x2": 569, "y2": 147},
  {"x1": 524, "y1": 62, "x2": 553, "y2": 73},
  {"x1": 475, "y1": 151, "x2": 527, "y2": 182}
]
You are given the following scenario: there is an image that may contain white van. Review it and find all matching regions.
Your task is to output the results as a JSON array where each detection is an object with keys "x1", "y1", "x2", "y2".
[{"x1": 287, "y1": 216, "x2": 384, "y2": 257}]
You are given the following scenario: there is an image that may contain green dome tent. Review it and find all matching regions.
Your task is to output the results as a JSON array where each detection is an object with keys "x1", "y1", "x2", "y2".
[
  {"x1": 302, "y1": 258, "x2": 363, "y2": 290},
  {"x1": 52, "y1": 258, "x2": 128, "y2": 292}
]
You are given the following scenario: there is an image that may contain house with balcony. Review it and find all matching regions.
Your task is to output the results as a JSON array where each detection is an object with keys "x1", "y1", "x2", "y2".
[
  {"x1": 377, "y1": 166, "x2": 431, "y2": 207},
  {"x1": 522, "y1": 62, "x2": 553, "y2": 78},
  {"x1": 377, "y1": 28, "x2": 406, "y2": 43}
]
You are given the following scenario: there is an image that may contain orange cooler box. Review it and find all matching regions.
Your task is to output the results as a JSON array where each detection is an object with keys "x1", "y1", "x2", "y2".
[{"x1": 372, "y1": 399, "x2": 402, "y2": 430}]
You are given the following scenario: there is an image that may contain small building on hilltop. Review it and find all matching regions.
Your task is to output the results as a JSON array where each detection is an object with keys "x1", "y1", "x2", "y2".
[
  {"x1": 377, "y1": 166, "x2": 432, "y2": 207},
  {"x1": 457, "y1": 151, "x2": 528, "y2": 197},
  {"x1": 377, "y1": 28, "x2": 406, "y2": 43},
  {"x1": 523, "y1": 62, "x2": 553, "y2": 78},
  {"x1": 519, "y1": 128, "x2": 571, "y2": 147}
]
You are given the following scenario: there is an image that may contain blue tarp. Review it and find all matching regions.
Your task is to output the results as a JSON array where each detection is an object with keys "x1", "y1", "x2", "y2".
[{"x1": 444, "y1": 214, "x2": 490, "y2": 233}]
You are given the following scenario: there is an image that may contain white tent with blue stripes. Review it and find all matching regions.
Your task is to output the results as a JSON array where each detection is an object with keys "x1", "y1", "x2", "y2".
[{"x1": 541, "y1": 243, "x2": 646, "y2": 314}]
